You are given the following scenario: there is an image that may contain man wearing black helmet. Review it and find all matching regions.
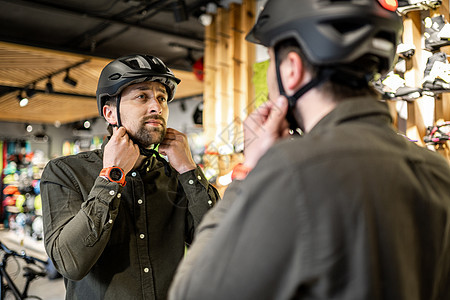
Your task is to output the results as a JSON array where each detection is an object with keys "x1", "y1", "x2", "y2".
[
  {"x1": 169, "y1": 0, "x2": 450, "y2": 299},
  {"x1": 40, "y1": 54, "x2": 219, "y2": 300}
]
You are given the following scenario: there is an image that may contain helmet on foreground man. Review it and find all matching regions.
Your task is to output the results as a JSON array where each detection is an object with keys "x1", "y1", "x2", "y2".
[{"x1": 245, "y1": 0, "x2": 403, "y2": 130}]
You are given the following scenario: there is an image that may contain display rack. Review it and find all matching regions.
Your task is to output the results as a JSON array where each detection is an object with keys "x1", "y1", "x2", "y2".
[
  {"x1": 393, "y1": 1, "x2": 450, "y2": 162},
  {"x1": 1, "y1": 139, "x2": 46, "y2": 241}
]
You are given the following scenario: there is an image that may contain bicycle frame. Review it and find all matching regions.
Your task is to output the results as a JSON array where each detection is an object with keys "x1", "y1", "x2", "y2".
[
  {"x1": 0, "y1": 264, "x2": 23, "y2": 300},
  {"x1": 0, "y1": 241, "x2": 47, "y2": 300}
]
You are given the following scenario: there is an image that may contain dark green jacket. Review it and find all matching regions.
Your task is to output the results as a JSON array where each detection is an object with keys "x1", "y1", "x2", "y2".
[
  {"x1": 41, "y1": 140, "x2": 219, "y2": 300},
  {"x1": 170, "y1": 97, "x2": 450, "y2": 300}
]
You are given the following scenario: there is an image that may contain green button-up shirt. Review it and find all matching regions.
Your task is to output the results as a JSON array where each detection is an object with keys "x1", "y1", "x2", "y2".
[{"x1": 40, "y1": 139, "x2": 219, "y2": 300}]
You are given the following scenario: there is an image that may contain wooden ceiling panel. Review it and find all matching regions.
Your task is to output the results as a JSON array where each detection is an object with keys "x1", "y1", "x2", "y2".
[
  {"x1": 0, "y1": 93, "x2": 98, "y2": 124},
  {"x1": 0, "y1": 41, "x2": 203, "y2": 125}
]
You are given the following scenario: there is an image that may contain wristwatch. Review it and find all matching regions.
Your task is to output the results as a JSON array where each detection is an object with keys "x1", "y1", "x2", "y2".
[{"x1": 100, "y1": 167, "x2": 126, "y2": 187}]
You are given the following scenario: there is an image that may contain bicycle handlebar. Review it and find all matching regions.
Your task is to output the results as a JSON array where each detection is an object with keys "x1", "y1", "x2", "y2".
[{"x1": 0, "y1": 241, "x2": 47, "y2": 266}]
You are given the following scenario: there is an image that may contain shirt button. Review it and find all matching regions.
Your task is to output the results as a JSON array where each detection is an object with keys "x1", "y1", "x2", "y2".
[
  {"x1": 117, "y1": 193, "x2": 121, "y2": 198},
  {"x1": 138, "y1": 199, "x2": 143, "y2": 205},
  {"x1": 188, "y1": 179, "x2": 194, "y2": 185},
  {"x1": 197, "y1": 175, "x2": 202, "y2": 181},
  {"x1": 140, "y1": 234, "x2": 145, "y2": 239},
  {"x1": 208, "y1": 200, "x2": 213, "y2": 206},
  {"x1": 147, "y1": 167, "x2": 150, "y2": 172},
  {"x1": 144, "y1": 268, "x2": 149, "y2": 273},
  {"x1": 108, "y1": 219, "x2": 113, "y2": 224},
  {"x1": 132, "y1": 172, "x2": 137, "y2": 177},
  {"x1": 109, "y1": 190, "x2": 115, "y2": 196}
]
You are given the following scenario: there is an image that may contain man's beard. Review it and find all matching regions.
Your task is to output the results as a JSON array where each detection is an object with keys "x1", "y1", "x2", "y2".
[{"x1": 130, "y1": 116, "x2": 166, "y2": 148}]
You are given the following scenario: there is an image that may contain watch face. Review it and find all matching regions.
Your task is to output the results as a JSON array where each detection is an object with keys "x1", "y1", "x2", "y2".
[{"x1": 110, "y1": 168, "x2": 123, "y2": 181}]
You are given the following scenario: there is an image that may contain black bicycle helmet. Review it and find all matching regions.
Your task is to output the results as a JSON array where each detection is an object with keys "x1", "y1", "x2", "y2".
[
  {"x1": 246, "y1": 0, "x2": 402, "y2": 77},
  {"x1": 245, "y1": 0, "x2": 402, "y2": 132},
  {"x1": 96, "y1": 54, "x2": 181, "y2": 117}
]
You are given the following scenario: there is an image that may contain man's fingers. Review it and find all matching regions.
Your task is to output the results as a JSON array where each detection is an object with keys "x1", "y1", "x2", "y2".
[
  {"x1": 111, "y1": 126, "x2": 119, "y2": 136},
  {"x1": 265, "y1": 96, "x2": 288, "y2": 129},
  {"x1": 254, "y1": 101, "x2": 273, "y2": 121},
  {"x1": 160, "y1": 134, "x2": 184, "y2": 147},
  {"x1": 162, "y1": 133, "x2": 176, "y2": 141},
  {"x1": 244, "y1": 101, "x2": 272, "y2": 130},
  {"x1": 113, "y1": 126, "x2": 127, "y2": 137}
]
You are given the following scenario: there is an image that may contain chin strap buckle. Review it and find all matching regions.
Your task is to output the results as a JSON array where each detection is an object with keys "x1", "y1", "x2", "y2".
[{"x1": 139, "y1": 147, "x2": 172, "y2": 177}]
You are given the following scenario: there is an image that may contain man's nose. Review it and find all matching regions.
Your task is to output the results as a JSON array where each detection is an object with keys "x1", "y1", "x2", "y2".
[{"x1": 147, "y1": 97, "x2": 162, "y2": 114}]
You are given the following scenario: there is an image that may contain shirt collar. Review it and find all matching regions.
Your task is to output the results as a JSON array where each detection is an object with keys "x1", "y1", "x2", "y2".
[{"x1": 309, "y1": 96, "x2": 392, "y2": 135}]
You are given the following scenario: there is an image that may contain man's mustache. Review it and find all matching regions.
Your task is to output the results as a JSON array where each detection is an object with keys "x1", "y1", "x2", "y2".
[{"x1": 142, "y1": 115, "x2": 166, "y2": 126}]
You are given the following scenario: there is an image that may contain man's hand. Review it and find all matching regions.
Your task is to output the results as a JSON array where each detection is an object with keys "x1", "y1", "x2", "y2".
[
  {"x1": 243, "y1": 96, "x2": 290, "y2": 169},
  {"x1": 103, "y1": 127, "x2": 140, "y2": 175},
  {"x1": 159, "y1": 128, "x2": 196, "y2": 174}
]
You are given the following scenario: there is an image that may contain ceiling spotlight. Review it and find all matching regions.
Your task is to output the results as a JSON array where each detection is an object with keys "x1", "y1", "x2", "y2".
[
  {"x1": 63, "y1": 70, "x2": 78, "y2": 87},
  {"x1": 26, "y1": 124, "x2": 33, "y2": 133},
  {"x1": 25, "y1": 85, "x2": 36, "y2": 98},
  {"x1": 199, "y1": 13, "x2": 212, "y2": 26},
  {"x1": 180, "y1": 100, "x2": 186, "y2": 112},
  {"x1": 17, "y1": 92, "x2": 29, "y2": 107},
  {"x1": 45, "y1": 77, "x2": 54, "y2": 93},
  {"x1": 199, "y1": 2, "x2": 217, "y2": 26},
  {"x1": 20, "y1": 97, "x2": 29, "y2": 107}
]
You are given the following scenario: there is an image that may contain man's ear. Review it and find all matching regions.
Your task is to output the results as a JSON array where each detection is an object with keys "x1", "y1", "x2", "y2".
[
  {"x1": 103, "y1": 105, "x2": 117, "y2": 126},
  {"x1": 281, "y1": 51, "x2": 304, "y2": 93}
]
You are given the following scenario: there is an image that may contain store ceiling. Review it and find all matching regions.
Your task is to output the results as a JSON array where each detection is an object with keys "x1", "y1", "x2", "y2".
[{"x1": 0, "y1": 0, "x2": 213, "y2": 125}]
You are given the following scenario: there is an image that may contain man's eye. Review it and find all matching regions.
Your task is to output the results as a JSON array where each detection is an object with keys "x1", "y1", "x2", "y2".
[
  {"x1": 136, "y1": 94, "x2": 146, "y2": 99},
  {"x1": 159, "y1": 96, "x2": 167, "y2": 102}
]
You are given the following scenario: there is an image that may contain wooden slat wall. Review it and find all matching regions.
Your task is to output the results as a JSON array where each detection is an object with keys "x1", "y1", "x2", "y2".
[
  {"x1": 404, "y1": 11, "x2": 427, "y2": 144},
  {"x1": 203, "y1": 0, "x2": 255, "y2": 189}
]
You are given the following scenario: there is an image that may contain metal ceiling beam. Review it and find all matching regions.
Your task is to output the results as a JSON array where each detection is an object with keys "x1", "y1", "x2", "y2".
[
  {"x1": 0, "y1": 0, "x2": 204, "y2": 42},
  {"x1": 0, "y1": 85, "x2": 95, "y2": 99},
  {"x1": 21, "y1": 60, "x2": 91, "y2": 90}
]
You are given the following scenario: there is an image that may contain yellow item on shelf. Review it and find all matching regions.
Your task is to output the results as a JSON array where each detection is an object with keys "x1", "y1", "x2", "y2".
[{"x1": 15, "y1": 194, "x2": 26, "y2": 212}]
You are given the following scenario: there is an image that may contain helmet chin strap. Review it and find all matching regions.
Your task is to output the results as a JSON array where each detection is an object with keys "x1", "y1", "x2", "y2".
[
  {"x1": 139, "y1": 147, "x2": 172, "y2": 177},
  {"x1": 274, "y1": 51, "x2": 334, "y2": 134},
  {"x1": 116, "y1": 94, "x2": 122, "y2": 128},
  {"x1": 113, "y1": 94, "x2": 172, "y2": 177}
]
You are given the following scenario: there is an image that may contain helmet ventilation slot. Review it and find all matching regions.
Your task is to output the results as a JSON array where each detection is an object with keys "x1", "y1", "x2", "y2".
[{"x1": 329, "y1": 19, "x2": 368, "y2": 35}]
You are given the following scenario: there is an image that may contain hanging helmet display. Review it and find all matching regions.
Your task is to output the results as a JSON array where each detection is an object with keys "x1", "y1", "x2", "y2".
[
  {"x1": 96, "y1": 54, "x2": 181, "y2": 117},
  {"x1": 246, "y1": 0, "x2": 403, "y2": 78}
]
